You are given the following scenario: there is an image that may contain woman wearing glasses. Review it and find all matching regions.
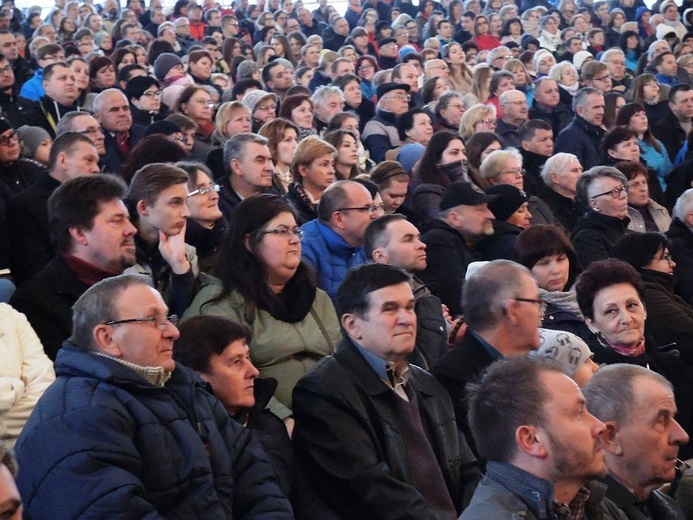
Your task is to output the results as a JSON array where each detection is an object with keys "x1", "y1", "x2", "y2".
[
  {"x1": 175, "y1": 84, "x2": 217, "y2": 161},
  {"x1": 183, "y1": 195, "x2": 340, "y2": 423},
  {"x1": 125, "y1": 75, "x2": 169, "y2": 126},
  {"x1": 176, "y1": 162, "x2": 225, "y2": 272},
  {"x1": 613, "y1": 232, "x2": 693, "y2": 365},
  {"x1": 571, "y1": 166, "x2": 630, "y2": 268}
]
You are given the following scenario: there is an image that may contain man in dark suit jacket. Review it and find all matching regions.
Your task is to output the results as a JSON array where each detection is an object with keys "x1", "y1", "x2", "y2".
[
  {"x1": 431, "y1": 260, "x2": 545, "y2": 455},
  {"x1": 93, "y1": 88, "x2": 145, "y2": 174},
  {"x1": 293, "y1": 263, "x2": 481, "y2": 519}
]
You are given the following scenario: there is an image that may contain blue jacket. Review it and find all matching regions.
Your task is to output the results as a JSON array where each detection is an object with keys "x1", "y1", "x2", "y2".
[
  {"x1": 554, "y1": 115, "x2": 605, "y2": 171},
  {"x1": 300, "y1": 219, "x2": 367, "y2": 301},
  {"x1": 19, "y1": 68, "x2": 44, "y2": 101},
  {"x1": 14, "y1": 343, "x2": 294, "y2": 519}
]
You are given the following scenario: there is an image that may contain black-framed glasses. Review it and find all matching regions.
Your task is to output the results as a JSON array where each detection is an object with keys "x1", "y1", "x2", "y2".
[
  {"x1": 104, "y1": 314, "x2": 179, "y2": 331},
  {"x1": 513, "y1": 297, "x2": 547, "y2": 313},
  {"x1": 0, "y1": 130, "x2": 18, "y2": 147},
  {"x1": 591, "y1": 185, "x2": 628, "y2": 199},
  {"x1": 657, "y1": 251, "x2": 674, "y2": 262},
  {"x1": 77, "y1": 127, "x2": 103, "y2": 137},
  {"x1": 337, "y1": 203, "x2": 384, "y2": 215},
  {"x1": 258, "y1": 225, "x2": 304, "y2": 240},
  {"x1": 188, "y1": 184, "x2": 220, "y2": 197}
]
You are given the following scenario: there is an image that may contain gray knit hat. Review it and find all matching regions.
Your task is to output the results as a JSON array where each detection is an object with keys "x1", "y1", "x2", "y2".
[
  {"x1": 534, "y1": 329, "x2": 593, "y2": 377},
  {"x1": 153, "y1": 52, "x2": 184, "y2": 82},
  {"x1": 18, "y1": 125, "x2": 51, "y2": 159},
  {"x1": 236, "y1": 60, "x2": 260, "y2": 81},
  {"x1": 241, "y1": 89, "x2": 277, "y2": 114}
]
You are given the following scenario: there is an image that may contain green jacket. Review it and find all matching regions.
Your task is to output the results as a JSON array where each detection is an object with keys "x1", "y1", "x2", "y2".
[{"x1": 183, "y1": 275, "x2": 341, "y2": 419}]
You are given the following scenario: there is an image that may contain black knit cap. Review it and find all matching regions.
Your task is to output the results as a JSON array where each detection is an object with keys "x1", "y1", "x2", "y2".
[
  {"x1": 125, "y1": 75, "x2": 160, "y2": 100},
  {"x1": 485, "y1": 184, "x2": 528, "y2": 221}
]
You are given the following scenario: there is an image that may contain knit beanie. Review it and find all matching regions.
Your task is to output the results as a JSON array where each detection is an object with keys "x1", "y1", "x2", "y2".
[
  {"x1": 573, "y1": 50, "x2": 594, "y2": 71},
  {"x1": 485, "y1": 184, "x2": 528, "y2": 221},
  {"x1": 241, "y1": 89, "x2": 276, "y2": 114},
  {"x1": 0, "y1": 118, "x2": 13, "y2": 136},
  {"x1": 534, "y1": 328, "x2": 594, "y2": 377},
  {"x1": 144, "y1": 120, "x2": 181, "y2": 137},
  {"x1": 154, "y1": 52, "x2": 184, "y2": 82},
  {"x1": 18, "y1": 125, "x2": 50, "y2": 158}
]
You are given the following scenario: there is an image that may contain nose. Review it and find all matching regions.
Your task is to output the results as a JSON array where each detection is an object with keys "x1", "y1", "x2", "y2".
[
  {"x1": 165, "y1": 321, "x2": 181, "y2": 340},
  {"x1": 417, "y1": 239, "x2": 426, "y2": 250},
  {"x1": 125, "y1": 220, "x2": 138, "y2": 236},
  {"x1": 181, "y1": 202, "x2": 191, "y2": 218},
  {"x1": 590, "y1": 412, "x2": 607, "y2": 438},
  {"x1": 672, "y1": 419, "x2": 690, "y2": 446}
]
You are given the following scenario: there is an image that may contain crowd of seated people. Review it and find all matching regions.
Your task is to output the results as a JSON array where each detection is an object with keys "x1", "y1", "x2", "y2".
[{"x1": 3, "y1": 0, "x2": 693, "y2": 516}]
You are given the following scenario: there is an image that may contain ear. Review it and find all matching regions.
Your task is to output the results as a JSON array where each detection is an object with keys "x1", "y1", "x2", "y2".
[
  {"x1": 230, "y1": 157, "x2": 241, "y2": 176},
  {"x1": 136, "y1": 199, "x2": 149, "y2": 217},
  {"x1": 584, "y1": 315, "x2": 599, "y2": 335},
  {"x1": 341, "y1": 312, "x2": 361, "y2": 340},
  {"x1": 521, "y1": 139, "x2": 529, "y2": 151},
  {"x1": 601, "y1": 422, "x2": 623, "y2": 455},
  {"x1": 243, "y1": 233, "x2": 252, "y2": 253},
  {"x1": 69, "y1": 226, "x2": 89, "y2": 246},
  {"x1": 550, "y1": 171, "x2": 560, "y2": 185},
  {"x1": 515, "y1": 425, "x2": 548, "y2": 458},
  {"x1": 92, "y1": 323, "x2": 124, "y2": 358},
  {"x1": 371, "y1": 247, "x2": 389, "y2": 264},
  {"x1": 685, "y1": 211, "x2": 693, "y2": 228},
  {"x1": 298, "y1": 164, "x2": 309, "y2": 179}
]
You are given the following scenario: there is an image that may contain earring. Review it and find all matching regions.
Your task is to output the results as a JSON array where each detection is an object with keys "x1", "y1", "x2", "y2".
[{"x1": 593, "y1": 205, "x2": 600, "y2": 212}]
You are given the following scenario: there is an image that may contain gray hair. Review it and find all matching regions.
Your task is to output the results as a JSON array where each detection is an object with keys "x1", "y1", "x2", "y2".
[
  {"x1": 479, "y1": 148, "x2": 523, "y2": 182},
  {"x1": 548, "y1": 61, "x2": 577, "y2": 84},
  {"x1": 600, "y1": 48, "x2": 625, "y2": 64},
  {"x1": 499, "y1": 89, "x2": 525, "y2": 107},
  {"x1": 487, "y1": 46, "x2": 511, "y2": 65},
  {"x1": 435, "y1": 90, "x2": 465, "y2": 117},
  {"x1": 463, "y1": 260, "x2": 532, "y2": 332},
  {"x1": 583, "y1": 364, "x2": 672, "y2": 427},
  {"x1": 92, "y1": 88, "x2": 128, "y2": 114},
  {"x1": 311, "y1": 85, "x2": 344, "y2": 107},
  {"x1": 572, "y1": 86, "x2": 602, "y2": 113},
  {"x1": 173, "y1": 17, "x2": 189, "y2": 27},
  {"x1": 673, "y1": 188, "x2": 693, "y2": 222},
  {"x1": 541, "y1": 152, "x2": 579, "y2": 186},
  {"x1": 70, "y1": 274, "x2": 152, "y2": 351},
  {"x1": 223, "y1": 132, "x2": 269, "y2": 176},
  {"x1": 157, "y1": 21, "x2": 175, "y2": 36},
  {"x1": 576, "y1": 165, "x2": 627, "y2": 204},
  {"x1": 56, "y1": 111, "x2": 95, "y2": 136}
]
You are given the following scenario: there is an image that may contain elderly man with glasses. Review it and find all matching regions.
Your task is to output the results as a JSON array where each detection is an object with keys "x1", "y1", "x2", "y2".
[
  {"x1": 363, "y1": 82, "x2": 411, "y2": 163},
  {"x1": 12, "y1": 273, "x2": 293, "y2": 518}
]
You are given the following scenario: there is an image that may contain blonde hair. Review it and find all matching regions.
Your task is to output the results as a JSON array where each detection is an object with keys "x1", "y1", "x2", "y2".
[
  {"x1": 290, "y1": 135, "x2": 337, "y2": 183},
  {"x1": 459, "y1": 103, "x2": 497, "y2": 142},
  {"x1": 471, "y1": 65, "x2": 493, "y2": 104},
  {"x1": 479, "y1": 148, "x2": 523, "y2": 182},
  {"x1": 214, "y1": 101, "x2": 250, "y2": 138}
]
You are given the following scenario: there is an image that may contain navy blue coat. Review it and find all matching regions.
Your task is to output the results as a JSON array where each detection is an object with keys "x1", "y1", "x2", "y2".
[
  {"x1": 554, "y1": 115, "x2": 605, "y2": 171},
  {"x1": 14, "y1": 344, "x2": 294, "y2": 519}
]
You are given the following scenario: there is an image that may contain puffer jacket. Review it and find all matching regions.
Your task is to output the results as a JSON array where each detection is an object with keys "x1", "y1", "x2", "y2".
[
  {"x1": 299, "y1": 219, "x2": 367, "y2": 301},
  {"x1": 14, "y1": 343, "x2": 293, "y2": 519}
]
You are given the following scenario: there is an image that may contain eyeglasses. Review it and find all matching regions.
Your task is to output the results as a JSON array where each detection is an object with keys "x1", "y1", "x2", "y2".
[
  {"x1": 256, "y1": 104, "x2": 277, "y2": 111},
  {"x1": 447, "y1": 103, "x2": 464, "y2": 110},
  {"x1": 188, "y1": 184, "x2": 220, "y2": 197},
  {"x1": 592, "y1": 75, "x2": 611, "y2": 82},
  {"x1": 500, "y1": 167, "x2": 525, "y2": 176},
  {"x1": 191, "y1": 98, "x2": 215, "y2": 107},
  {"x1": 513, "y1": 297, "x2": 547, "y2": 313},
  {"x1": 384, "y1": 93, "x2": 411, "y2": 101},
  {"x1": 476, "y1": 118, "x2": 496, "y2": 126},
  {"x1": 591, "y1": 184, "x2": 628, "y2": 199},
  {"x1": 259, "y1": 225, "x2": 304, "y2": 240},
  {"x1": 142, "y1": 89, "x2": 163, "y2": 98},
  {"x1": 0, "y1": 130, "x2": 18, "y2": 146},
  {"x1": 644, "y1": 81, "x2": 660, "y2": 88},
  {"x1": 656, "y1": 251, "x2": 674, "y2": 262},
  {"x1": 337, "y1": 203, "x2": 384, "y2": 215},
  {"x1": 104, "y1": 314, "x2": 179, "y2": 331},
  {"x1": 0, "y1": 64, "x2": 11, "y2": 74},
  {"x1": 78, "y1": 127, "x2": 102, "y2": 137},
  {"x1": 428, "y1": 64, "x2": 449, "y2": 71}
]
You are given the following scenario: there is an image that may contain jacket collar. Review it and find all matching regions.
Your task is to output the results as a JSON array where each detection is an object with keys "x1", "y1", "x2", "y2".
[{"x1": 485, "y1": 461, "x2": 555, "y2": 519}]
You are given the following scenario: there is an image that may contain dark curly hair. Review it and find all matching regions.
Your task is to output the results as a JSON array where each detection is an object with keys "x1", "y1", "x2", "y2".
[{"x1": 575, "y1": 258, "x2": 645, "y2": 320}]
